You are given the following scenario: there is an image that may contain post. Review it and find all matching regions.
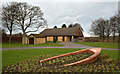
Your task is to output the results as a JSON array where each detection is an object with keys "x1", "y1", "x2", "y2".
[{"x1": 72, "y1": 36, "x2": 74, "y2": 42}]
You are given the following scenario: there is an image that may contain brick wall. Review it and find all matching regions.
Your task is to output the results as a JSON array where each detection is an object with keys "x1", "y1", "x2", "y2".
[
  {"x1": 85, "y1": 36, "x2": 119, "y2": 43},
  {"x1": 2, "y1": 37, "x2": 22, "y2": 43}
]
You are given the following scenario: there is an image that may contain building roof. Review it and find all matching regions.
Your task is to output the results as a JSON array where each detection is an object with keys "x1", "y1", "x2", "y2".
[
  {"x1": 40, "y1": 27, "x2": 84, "y2": 36},
  {"x1": 29, "y1": 34, "x2": 45, "y2": 38}
]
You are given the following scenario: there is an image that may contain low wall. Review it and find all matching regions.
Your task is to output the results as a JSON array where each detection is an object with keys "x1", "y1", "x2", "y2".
[{"x1": 85, "y1": 36, "x2": 119, "y2": 43}]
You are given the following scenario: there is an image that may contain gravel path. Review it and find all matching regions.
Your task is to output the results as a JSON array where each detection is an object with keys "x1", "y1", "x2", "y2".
[{"x1": 1, "y1": 42, "x2": 120, "y2": 50}]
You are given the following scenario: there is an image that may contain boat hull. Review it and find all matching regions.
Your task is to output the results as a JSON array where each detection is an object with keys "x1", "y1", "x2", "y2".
[{"x1": 40, "y1": 48, "x2": 101, "y2": 67}]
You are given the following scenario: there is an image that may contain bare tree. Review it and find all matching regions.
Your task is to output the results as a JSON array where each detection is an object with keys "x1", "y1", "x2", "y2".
[
  {"x1": 15, "y1": 2, "x2": 47, "y2": 44},
  {"x1": 90, "y1": 18, "x2": 106, "y2": 41},
  {"x1": 73, "y1": 23, "x2": 83, "y2": 31},
  {"x1": 118, "y1": 1, "x2": 120, "y2": 47},
  {"x1": 68, "y1": 24, "x2": 73, "y2": 28},
  {"x1": 1, "y1": 28, "x2": 7, "y2": 36},
  {"x1": 110, "y1": 14, "x2": 120, "y2": 43},
  {"x1": 1, "y1": 2, "x2": 19, "y2": 43},
  {"x1": 104, "y1": 20, "x2": 112, "y2": 42},
  {"x1": 110, "y1": 16, "x2": 118, "y2": 43},
  {"x1": 54, "y1": 26, "x2": 57, "y2": 28},
  {"x1": 62, "y1": 24, "x2": 67, "y2": 28},
  {"x1": 90, "y1": 20, "x2": 101, "y2": 40}
]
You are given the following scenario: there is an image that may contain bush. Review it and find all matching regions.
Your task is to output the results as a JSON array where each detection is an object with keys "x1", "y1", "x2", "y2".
[
  {"x1": 98, "y1": 55, "x2": 114, "y2": 63},
  {"x1": 98, "y1": 54, "x2": 109, "y2": 60}
]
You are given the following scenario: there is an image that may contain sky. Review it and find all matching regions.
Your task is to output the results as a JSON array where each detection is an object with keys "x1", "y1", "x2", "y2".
[{"x1": 0, "y1": 0, "x2": 119, "y2": 37}]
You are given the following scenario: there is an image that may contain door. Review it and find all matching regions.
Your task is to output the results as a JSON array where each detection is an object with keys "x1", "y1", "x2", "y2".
[
  {"x1": 62, "y1": 36, "x2": 65, "y2": 41},
  {"x1": 69, "y1": 36, "x2": 72, "y2": 41},
  {"x1": 53, "y1": 36, "x2": 58, "y2": 41},
  {"x1": 29, "y1": 38, "x2": 34, "y2": 44}
]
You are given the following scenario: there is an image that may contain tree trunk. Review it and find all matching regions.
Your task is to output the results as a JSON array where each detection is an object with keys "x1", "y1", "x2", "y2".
[
  {"x1": 21, "y1": 20, "x2": 26, "y2": 44},
  {"x1": 107, "y1": 30, "x2": 110, "y2": 42},
  {"x1": 22, "y1": 28, "x2": 27, "y2": 44},
  {"x1": 113, "y1": 31, "x2": 115, "y2": 43},
  {"x1": 102, "y1": 35, "x2": 104, "y2": 42},
  {"x1": 9, "y1": 33, "x2": 12, "y2": 43},
  {"x1": 22, "y1": 33, "x2": 27, "y2": 44},
  {"x1": 107, "y1": 35, "x2": 109, "y2": 42},
  {"x1": 112, "y1": 24, "x2": 116, "y2": 43},
  {"x1": 103, "y1": 28, "x2": 105, "y2": 42},
  {"x1": 100, "y1": 32, "x2": 102, "y2": 42},
  {"x1": 9, "y1": 22, "x2": 13, "y2": 43},
  {"x1": 118, "y1": 31, "x2": 120, "y2": 49}
]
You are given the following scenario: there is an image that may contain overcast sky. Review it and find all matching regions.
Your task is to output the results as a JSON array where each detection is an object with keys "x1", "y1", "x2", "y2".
[{"x1": 0, "y1": 0, "x2": 119, "y2": 37}]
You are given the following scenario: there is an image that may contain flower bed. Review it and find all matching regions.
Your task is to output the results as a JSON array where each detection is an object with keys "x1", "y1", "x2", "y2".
[
  {"x1": 42, "y1": 52, "x2": 92, "y2": 66},
  {"x1": 2, "y1": 55, "x2": 120, "y2": 72}
]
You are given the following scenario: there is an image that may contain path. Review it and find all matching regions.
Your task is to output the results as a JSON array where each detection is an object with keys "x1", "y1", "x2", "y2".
[
  {"x1": 59, "y1": 42, "x2": 120, "y2": 50},
  {"x1": 1, "y1": 42, "x2": 120, "y2": 50}
]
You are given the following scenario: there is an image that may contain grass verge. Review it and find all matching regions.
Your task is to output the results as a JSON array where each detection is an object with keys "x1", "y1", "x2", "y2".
[
  {"x1": 75, "y1": 42, "x2": 118, "y2": 49},
  {"x1": 2, "y1": 48, "x2": 81, "y2": 67},
  {"x1": 2, "y1": 41, "x2": 64, "y2": 48}
]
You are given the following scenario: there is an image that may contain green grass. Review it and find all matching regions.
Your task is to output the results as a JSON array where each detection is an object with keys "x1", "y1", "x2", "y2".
[
  {"x1": 2, "y1": 48, "x2": 82, "y2": 67},
  {"x1": 0, "y1": 51, "x2": 2, "y2": 73},
  {"x1": 75, "y1": 42, "x2": 118, "y2": 49},
  {"x1": 2, "y1": 41, "x2": 64, "y2": 48},
  {"x1": 100, "y1": 49, "x2": 119, "y2": 59},
  {"x1": 2, "y1": 48, "x2": 119, "y2": 67}
]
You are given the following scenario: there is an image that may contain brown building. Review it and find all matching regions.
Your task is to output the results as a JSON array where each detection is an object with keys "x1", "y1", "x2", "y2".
[
  {"x1": 24, "y1": 34, "x2": 46, "y2": 44},
  {"x1": 40, "y1": 27, "x2": 84, "y2": 42},
  {"x1": 24, "y1": 27, "x2": 84, "y2": 44}
]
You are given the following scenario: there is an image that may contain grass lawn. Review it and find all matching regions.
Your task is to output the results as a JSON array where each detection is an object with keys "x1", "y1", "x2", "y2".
[
  {"x1": 2, "y1": 48, "x2": 119, "y2": 67},
  {"x1": 2, "y1": 48, "x2": 82, "y2": 67},
  {"x1": 75, "y1": 42, "x2": 118, "y2": 49},
  {"x1": 0, "y1": 51, "x2": 1, "y2": 72},
  {"x1": 2, "y1": 41, "x2": 63, "y2": 48}
]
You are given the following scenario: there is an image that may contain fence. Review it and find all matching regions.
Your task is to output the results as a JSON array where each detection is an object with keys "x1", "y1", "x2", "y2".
[{"x1": 84, "y1": 36, "x2": 119, "y2": 43}]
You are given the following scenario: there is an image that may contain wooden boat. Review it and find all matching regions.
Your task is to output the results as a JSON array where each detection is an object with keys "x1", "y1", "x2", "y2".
[{"x1": 40, "y1": 48, "x2": 101, "y2": 67}]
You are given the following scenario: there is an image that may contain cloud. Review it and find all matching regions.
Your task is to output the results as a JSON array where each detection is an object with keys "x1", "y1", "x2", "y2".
[
  {"x1": 0, "y1": 2, "x2": 118, "y2": 37},
  {"x1": 0, "y1": 0, "x2": 119, "y2": 2},
  {"x1": 56, "y1": 15, "x2": 83, "y2": 23},
  {"x1": 36, "y1": 2, "x2": 118, "y2": 37},
  {"x1": 56, "y1": 16, "x2": 72, "y2": 23}
]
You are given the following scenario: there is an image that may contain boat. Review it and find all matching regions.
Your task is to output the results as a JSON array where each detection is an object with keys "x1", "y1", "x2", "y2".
[{"x1": 40, "y1": 48, "x2": 101, "y2": 67}]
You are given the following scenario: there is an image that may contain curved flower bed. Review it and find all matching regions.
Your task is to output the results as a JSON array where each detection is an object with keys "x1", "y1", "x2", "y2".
[
  {"x1": 42, "y1": 52, "x2": 92, "y2": 66},
  {"x1": 40, "y1": 48, "x2": 101, "y2": 66},
  {"x1": 2, "y1": 55, "x2": 120, "y2": 72}
]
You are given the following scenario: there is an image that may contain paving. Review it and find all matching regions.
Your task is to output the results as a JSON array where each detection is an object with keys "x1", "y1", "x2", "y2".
[
  {"x1": 59, "y1": 42, "x2": 93, "y2": 48},
  {"x1": 1, "y1": 42, "x2": 120, "y2": 50},
  {"x1": 59, "y1": 42, "x2": 120, "y2": 50}
]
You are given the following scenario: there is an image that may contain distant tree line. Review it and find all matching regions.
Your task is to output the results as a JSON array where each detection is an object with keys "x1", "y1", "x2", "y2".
[
  {"x1": 1, "y1": 2, "x2": 47, "y2": 43},
  {"x1": 90, "y1": 14, "x2": 120, "y2": 43}
]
